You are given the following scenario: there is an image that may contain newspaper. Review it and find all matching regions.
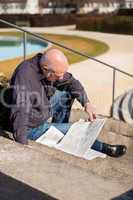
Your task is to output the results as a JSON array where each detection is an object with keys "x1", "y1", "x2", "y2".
[
  {"x1": 36, "y1": 126, "x2": 64, "y2": 147},
  {"x1": 36, "y1": 118, "x2": 106, "y2": 160},
  {"x1": 83, "y1": 149, "x2": 106, "y2": 160}
]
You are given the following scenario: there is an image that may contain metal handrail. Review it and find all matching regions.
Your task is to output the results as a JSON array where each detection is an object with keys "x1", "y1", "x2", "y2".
[
  {"x1": 0, "y1": 18, "x2": 133, "y2": 117},
  {"x1": 0, "y1": 19, "x2": 133, "y2": 78}
]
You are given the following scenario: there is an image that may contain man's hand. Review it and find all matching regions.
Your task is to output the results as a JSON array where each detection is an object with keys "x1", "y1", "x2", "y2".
[{"x1": 84, "y1": 102, "x2": 97, "y2": 122}]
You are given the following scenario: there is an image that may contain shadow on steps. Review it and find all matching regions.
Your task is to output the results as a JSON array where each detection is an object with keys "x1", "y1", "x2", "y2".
[
  {"x1": 112, "y1": 189, "x2": 133, "y2": 200},
  {"x1": 0, "y1": 172, "x2": 58, "y2": 200}
]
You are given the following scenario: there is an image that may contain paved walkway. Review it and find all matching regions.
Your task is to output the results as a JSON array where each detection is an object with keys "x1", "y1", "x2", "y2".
[{"x1": 1, "y1": 25, "x2": 133, "y2": 115}]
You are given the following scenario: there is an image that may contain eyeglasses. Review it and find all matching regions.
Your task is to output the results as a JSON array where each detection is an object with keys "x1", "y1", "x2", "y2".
[{"x1": 42, "y1": 66, "x2": 64, "y2": 77}]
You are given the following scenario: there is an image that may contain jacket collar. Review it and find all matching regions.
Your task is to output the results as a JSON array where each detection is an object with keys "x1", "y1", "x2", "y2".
[{"x1": 30, "y1": 53, "x2": 46, "y2": 81}]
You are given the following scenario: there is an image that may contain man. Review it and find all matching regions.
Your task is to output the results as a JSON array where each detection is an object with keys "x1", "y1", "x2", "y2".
[{"x1": 9, "y1": 48, "x2": 126, "y2": 157}]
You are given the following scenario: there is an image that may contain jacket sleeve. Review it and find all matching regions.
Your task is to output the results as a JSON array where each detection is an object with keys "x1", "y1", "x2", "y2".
[
  {"x1": 10, "y1": 68, "x2": 32, "y2": 144},
  {"x1": 66, "y1": 73, "x2": 90, "y2": 106}
]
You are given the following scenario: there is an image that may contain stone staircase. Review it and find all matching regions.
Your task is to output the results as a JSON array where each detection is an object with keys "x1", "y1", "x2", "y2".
[
  {"x1": 0, "y1": 73, "x2": 133, "y2": 199},
  {"x1": 0, "y1": 117, "x2": 133, "y2": 200}
]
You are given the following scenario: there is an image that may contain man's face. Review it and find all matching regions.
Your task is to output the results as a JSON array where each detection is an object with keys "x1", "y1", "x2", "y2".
[{"x1": 41, "y1": 65, "x2": 64, "y2": 81}]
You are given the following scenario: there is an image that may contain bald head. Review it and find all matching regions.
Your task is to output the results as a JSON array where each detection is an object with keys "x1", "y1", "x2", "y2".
[{"x1": 41, "y1": 48, "x2": 69, "y2": 76}]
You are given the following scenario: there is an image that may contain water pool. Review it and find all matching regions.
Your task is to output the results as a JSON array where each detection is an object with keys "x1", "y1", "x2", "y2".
[{"x1": 0, "y1": 36, "x2": 49, "y2": 61}]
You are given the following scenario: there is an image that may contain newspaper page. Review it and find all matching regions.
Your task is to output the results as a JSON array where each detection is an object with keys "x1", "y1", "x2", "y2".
[
  {"x1": 36, "y1": 118, "x2": 106, "y2": 160},
  {"x1": 36, "y1": 126, "x2": 64, "y2": 147},
  {"x1": 83, "y1": 149, "x2": 106, "y2": 160},
  {"x1": 56, "y1": 118, "x2": 106, "y2": 157}
]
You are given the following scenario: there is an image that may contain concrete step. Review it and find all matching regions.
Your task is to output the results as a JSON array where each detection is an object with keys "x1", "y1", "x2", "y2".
[{"x1": 0, "y1": 125, "x2": 133, "y2": 200}]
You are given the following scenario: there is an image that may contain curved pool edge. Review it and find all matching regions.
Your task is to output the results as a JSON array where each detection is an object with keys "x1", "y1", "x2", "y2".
[{"x1": 0, "y1": 35, "x2": 52, "y2": 61}]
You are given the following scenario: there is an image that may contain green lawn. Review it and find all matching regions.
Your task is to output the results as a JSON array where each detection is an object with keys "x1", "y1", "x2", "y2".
[{"x1": 0, "y1": 32, "x2": 109, "y2": 78}]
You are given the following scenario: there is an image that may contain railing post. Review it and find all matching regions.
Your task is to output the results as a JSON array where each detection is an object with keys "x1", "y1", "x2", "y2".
[
  {"x1": 23, "y1": 32, "x2": 27, "y2": 61},
  {"x1": 111, "y1": 68, "x2": 116, "y2": 117}
]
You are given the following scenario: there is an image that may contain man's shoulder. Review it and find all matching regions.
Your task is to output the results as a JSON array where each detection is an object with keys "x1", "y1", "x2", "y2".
[
  {"x1": 14, "y1": 53, "x2": 42, "y2": 73},
  {"x1": 13, "y1": 55, "x2": 40, "y2": 78},
  {"x1": 19, "y1": 60, "x2": 33, "y2": 72},
  {"x1": 11, "y1": 61, "x2": 33, "y2": 80}
]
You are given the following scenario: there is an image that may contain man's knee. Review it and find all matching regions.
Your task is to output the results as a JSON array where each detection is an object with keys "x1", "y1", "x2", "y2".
[{"x1": 50, "y1": 90, "x2": 73, "y2": 108}]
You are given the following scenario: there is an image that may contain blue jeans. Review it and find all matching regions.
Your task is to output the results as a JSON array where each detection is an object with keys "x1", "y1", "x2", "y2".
[{"x1": 27, "y1": 90, "x2": 103, "y2": 152}]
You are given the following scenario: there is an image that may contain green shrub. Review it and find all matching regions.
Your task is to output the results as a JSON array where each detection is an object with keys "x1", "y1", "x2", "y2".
[{"x1": 76, "y1": 16, "x2": 133, "y2": 35}]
